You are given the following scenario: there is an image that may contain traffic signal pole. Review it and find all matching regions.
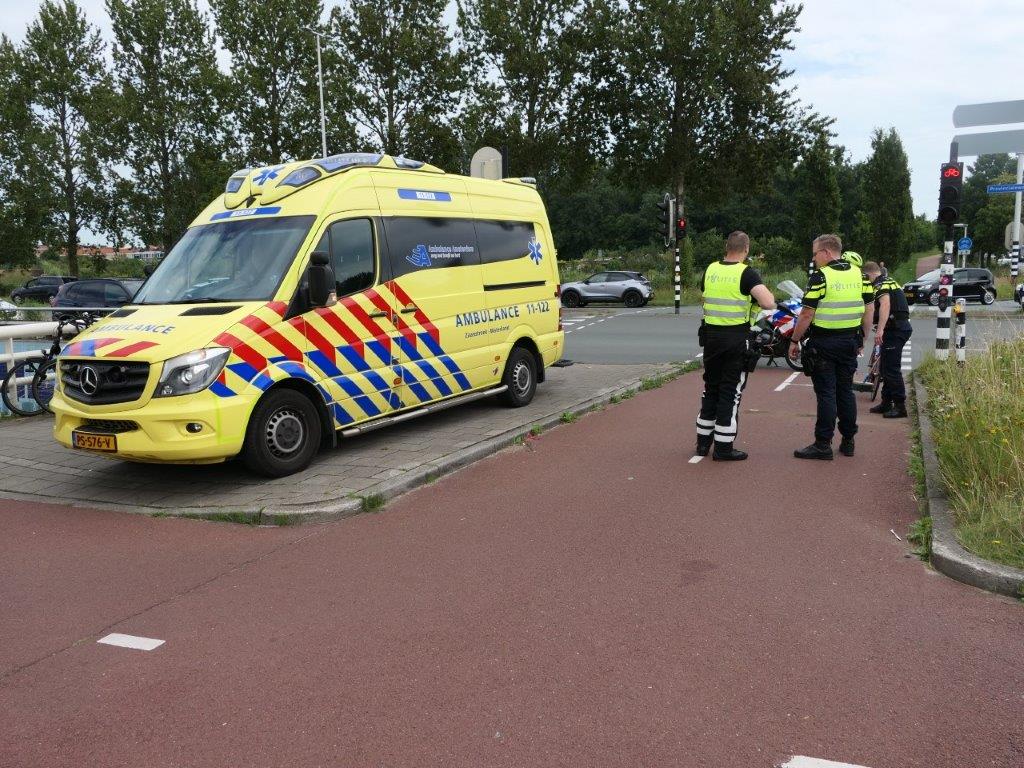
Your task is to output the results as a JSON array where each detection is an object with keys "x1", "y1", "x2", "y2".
[
  {"x1": 935, "y1": 145, "x2": 962, "y2": 362},
  {"x1": 674, "y1": 245, "x2": 681, "y2": 315}
]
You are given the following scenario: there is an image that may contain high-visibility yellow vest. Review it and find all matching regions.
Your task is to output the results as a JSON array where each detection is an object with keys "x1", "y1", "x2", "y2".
[
  {"x1": 813, "y1": 265, "x2": 864, "y2": 330},
  {"x1": 702, "y1": 261, "x2": 752, "y2": 326}
]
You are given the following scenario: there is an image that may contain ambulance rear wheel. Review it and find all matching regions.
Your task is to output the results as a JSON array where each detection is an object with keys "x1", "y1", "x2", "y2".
[
  {"x1": 500, "y1": 347, "x2": 537, "y2": 408},
  {"x1": 243, "y1": 388, "x2": 322, "y2": 477}
]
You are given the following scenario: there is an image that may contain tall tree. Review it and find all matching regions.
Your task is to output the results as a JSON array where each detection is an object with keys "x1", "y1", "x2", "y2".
[
  {"x1": 859, "y1": 128, "x2": 914, "y2": 266},
  {"x1": 962, "y1": 153, "x2": 1017, "y2": 233},
  {"x1": 0, "y1": 37, "x2": 47, "y2": 267},
  {"x1": 792, "y1": 134, "x2": 841, "y2": 248},
  {"x1": 211, "y1": 0, "x2": 354, "y2": 164},
  {"x1": 331, "y1": 0, "x2": 467, "y2": 169},
  {"x1": 21, "y1": 0, "x2": 112, "y2": 276},
  {"x1": 609, "y1": 0, "x2": 827, "y2": 215},
  {"x1": 972, "y1": 172, "x2": 1016, "y2": 256},
  {"x1": 457, "y1": 0, "x2": 613, "y2": 182},
  {"x1": 108, "y1": 0, "x2": 229, "y2": 250}
]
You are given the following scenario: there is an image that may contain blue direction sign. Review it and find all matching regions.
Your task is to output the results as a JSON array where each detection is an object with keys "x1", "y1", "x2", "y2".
[
  {"x1": 958, "y1": 237, "x2": 973, "y2": 251},
  {"x1": 987, "y1": 183, "x2": 1024, "y2": 194}
]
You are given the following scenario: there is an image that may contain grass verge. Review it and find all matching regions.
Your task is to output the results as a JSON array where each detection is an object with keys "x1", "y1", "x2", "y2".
[{"x1": 918, "y1": 343, "x2": 1024, "y2": 569}]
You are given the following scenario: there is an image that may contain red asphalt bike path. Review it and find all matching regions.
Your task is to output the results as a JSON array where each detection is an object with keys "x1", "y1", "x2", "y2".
[{"x1": 1, "y1": 367, "x2": 1022, "y2": 768}]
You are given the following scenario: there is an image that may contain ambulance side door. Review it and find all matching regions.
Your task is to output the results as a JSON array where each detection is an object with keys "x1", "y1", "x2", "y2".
[{"x1": 299, "y1": 217, "x2": 399, "y2": 426}]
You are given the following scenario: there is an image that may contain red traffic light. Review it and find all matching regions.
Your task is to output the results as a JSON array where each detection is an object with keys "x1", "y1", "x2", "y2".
[{"x1": 943, "y1": 166, "x2": 961, "y2": 178}]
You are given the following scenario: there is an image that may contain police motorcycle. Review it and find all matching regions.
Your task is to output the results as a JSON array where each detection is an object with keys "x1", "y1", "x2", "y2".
[{"x1": 749, "y1": 280, "x2": 805, "y2": 371}]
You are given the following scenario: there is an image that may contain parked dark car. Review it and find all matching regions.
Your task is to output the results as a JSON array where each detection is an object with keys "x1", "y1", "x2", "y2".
[
  {"x1": 903, "y1": 268, "x2": 996, "y2": 306},
  {"x1": 10, "y1": 275, "x2": 76, "y2": 304},
  {"x1": 51, "y1": 278, "x2": 144, "y2": 310}
]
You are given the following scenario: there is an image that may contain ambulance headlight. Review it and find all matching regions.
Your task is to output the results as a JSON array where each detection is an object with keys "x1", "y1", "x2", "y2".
[{"x1": 156, "y1": 347, "x2": 230, "y2": 397}]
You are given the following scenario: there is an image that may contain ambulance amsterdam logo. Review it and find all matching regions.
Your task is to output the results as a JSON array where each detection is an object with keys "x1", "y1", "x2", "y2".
[
  {"x1": 79, "y1": 365, "x2": 99, "y2": 396},
  {"x1": 528, "y1": 238, "x2": 543, "y2": 265},
  {"x1": 406, "y1": 244, "x2": 432, "y2": 268}
]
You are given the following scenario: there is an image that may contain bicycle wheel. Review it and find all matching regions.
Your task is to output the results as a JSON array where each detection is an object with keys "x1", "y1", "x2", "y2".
[
  {"x1": 31, "y1": 358, "x2": 59, "y2": 413},
  {"x1": 2, "y1": 358, "x2": 49, "y2": 416},
  {"x1": 870, "y1": 357, "x2": 882, "y2": 402}
]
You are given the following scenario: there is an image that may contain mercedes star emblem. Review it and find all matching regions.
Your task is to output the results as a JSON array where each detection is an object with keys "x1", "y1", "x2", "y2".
[{"x1": 79, "y1": 366, "x2": 99, "y2": 396}]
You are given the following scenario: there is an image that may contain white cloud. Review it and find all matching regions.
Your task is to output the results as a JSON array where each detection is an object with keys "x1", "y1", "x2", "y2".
[{"x1": 783, "y1": 0, "x2": 1024, "y2": 215}]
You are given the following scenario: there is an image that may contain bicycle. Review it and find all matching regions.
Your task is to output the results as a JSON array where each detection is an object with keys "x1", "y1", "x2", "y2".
[
  {"x1": 853, "y1": 344, "x2": 882, "y2": 401},
  {"x1": 1, "y1": 313, "x2": 95, "y2": 417}
]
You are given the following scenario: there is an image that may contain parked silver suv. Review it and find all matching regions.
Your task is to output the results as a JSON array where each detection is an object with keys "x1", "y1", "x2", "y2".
[{"x1": 560, "y1": 270, "x2": 654, "y2": 308}]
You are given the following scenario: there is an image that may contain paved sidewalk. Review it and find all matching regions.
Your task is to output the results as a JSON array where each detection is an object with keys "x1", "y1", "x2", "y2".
[{"x1": 0, "y1": 363, "x2": 665, "y2": 522}]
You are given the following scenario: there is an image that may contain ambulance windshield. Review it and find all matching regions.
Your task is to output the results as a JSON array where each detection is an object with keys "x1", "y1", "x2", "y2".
[{"x1": 133, "y1": 216, "x2": 315, "y2": 304}]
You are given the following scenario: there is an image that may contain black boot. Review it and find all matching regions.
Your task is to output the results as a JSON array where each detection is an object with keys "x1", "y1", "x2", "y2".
[
  {"x1": 713, "y1": 445, "x2": 748, "y2": 461},
  {"x1": 883, "y1": 403, "x2": 908, "y2": 419},
  {"x1": 794, "y1": 441, "x2": 833, "y2": 460},
  {"x1": 839, "y1": 437, "x2": 855, "y2": 457},
  {"x1": 695, "y1": 435, "x2": 713, "y2": 457},
  {"x1": 869, "y1": 401, "x2": 892, "y2": 414}
]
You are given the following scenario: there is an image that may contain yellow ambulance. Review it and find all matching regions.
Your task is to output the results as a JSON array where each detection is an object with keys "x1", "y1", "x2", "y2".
[{"x1": 51, "y1": 153, "x2": 564, "y2": 476}]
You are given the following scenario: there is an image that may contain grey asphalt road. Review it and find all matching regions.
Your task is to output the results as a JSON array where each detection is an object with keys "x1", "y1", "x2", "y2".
[{"x1": 563, "y1": 305, "x2": 1024, "y2": 368}]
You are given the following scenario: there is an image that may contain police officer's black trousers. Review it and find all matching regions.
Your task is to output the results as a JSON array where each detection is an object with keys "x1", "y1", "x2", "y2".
[
  {"x1": 807, "y1": 334, "x2": 860, "y2": 443},
  {"x1": 879, "y1": 327, "x2": 911, "y2": 406},
  {"x1": 696, "y1": 330, "x2": 749, "y2": 447}
]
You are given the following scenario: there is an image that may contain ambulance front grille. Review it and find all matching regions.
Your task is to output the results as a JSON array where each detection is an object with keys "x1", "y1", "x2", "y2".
[{"x1": 60, "y1": 360, "x2": 150, "y2": 405}]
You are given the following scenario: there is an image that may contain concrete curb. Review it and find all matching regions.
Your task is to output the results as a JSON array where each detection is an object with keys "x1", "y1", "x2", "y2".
[{"x1": 913, "y1": 378, "x2": 1024, "y2": 598}]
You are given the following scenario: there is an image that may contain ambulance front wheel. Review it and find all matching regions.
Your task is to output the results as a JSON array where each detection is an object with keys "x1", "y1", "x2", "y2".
[
  {"x1": 500, "y1": 347, "x2": 537, "y2": 408},
  {"x1": 243, "y1": 388, "x2": 322, "y2": 477}
]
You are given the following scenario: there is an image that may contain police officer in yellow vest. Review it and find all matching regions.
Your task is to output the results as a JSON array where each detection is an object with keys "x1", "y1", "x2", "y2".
[
  {"x1": 696, "y1": 231, "x2": 778, "y2": 460},
  {"x1": 789, "y1": 234, "x2": 874, "y2": 459}
]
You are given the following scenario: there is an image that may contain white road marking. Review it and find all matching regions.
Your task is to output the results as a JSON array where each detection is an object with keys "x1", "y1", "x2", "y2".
[
  {"x1": 778, "y1": 757, "x2": 871, "y2": 768},
  {"x1": 775, "y1": 372, "x2": 800, "y2": 392},
  {"x1": 98, "y1": 633, "x2": 165, "y2": 651},
  {"x1": 688, "y1": 455, "x2": 703, "y2": 464}
]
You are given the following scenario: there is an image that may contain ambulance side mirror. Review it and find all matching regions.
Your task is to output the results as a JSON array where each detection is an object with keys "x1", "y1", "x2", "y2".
[{"x1": 308, "y1": 251, "x2": 337, "y2": 307}]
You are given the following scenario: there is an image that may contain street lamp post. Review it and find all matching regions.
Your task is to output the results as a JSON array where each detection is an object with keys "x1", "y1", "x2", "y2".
[{"x1": 304, "y1": 25, "x2": 336, "y2": 159}]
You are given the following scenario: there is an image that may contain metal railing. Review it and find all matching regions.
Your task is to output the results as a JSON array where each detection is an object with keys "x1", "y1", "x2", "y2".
[{"x1": 1, "y1": 308, "x2": 110, "y2": 414}]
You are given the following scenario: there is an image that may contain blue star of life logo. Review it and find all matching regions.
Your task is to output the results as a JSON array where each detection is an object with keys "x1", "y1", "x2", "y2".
[
  {"x1": 406, "y1": 244, "x2": 431, "y2": 268},
  {"x1": 253, "y1": 165, "x2": 283, "y2": 185},
  {"x1": 528, "y1": 238, "x2": 543, "y2": 265}
]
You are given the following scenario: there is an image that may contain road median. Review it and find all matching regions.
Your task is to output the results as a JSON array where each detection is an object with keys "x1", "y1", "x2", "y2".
[{"x1": 913, "y1": 366, "x2": 1024, "y2": 602}]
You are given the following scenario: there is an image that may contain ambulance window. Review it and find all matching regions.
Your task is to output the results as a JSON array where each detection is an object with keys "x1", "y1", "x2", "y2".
[
  {"x1": 475, "y1": 220, "x2": 536, "y2": 264},
  {"x1": 383, "y1": 217, "x2": 481, "y2": 278},
  {"x1": 318, "y1": 219, "x2": 376, "y2": 297}
]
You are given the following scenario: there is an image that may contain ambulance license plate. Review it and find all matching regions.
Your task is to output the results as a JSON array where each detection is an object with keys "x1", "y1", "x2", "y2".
[{"x1": 72, "y1": 432, "x2": 117, "y2": 452}]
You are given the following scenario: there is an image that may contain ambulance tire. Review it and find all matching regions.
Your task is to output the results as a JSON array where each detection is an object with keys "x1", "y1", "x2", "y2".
[
  {"x1": 499, "y1": 347, "x2": 537, "y2": 408},
  {"x1": 243, "y1": 388, "x2": 322, "y2": 477}
]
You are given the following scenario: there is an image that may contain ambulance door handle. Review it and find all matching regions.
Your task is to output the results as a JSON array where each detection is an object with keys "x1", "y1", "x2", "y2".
[
  {"x1": 368, "y1": 310, "x2": 388, "y2": 319},
  {"x1": 400, "y1": 305, "x2": 418, "y2": 314}
]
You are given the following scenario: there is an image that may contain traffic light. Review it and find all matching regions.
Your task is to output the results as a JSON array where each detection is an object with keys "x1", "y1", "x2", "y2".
[
  {"x1": 656, "y1": 193, "x2": 675, "y2": 243},
  {"x1": 675, "y1": 216, "x2": 687, "y2": 241},
  {"x1": 938, "y1": 162, "x2": 964, "y2": 225}
]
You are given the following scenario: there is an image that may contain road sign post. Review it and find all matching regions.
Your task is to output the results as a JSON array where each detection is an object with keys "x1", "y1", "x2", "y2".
[{"x1": 1013, "y1": 154, "x2": 1024, "y2": 280}]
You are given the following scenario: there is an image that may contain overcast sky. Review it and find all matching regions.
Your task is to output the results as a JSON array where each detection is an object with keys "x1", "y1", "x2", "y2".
[{"x1": 3, "y1": 0, "x2": 1022, "y2": 217}]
